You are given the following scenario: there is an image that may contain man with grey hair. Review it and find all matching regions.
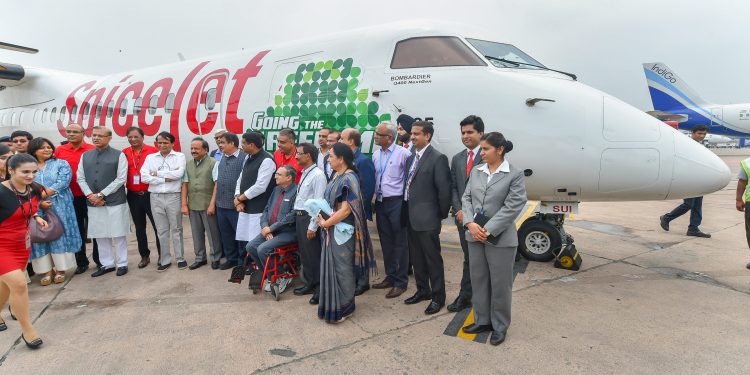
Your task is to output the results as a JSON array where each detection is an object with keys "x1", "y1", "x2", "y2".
[{"x1": 371, "y1": 122, "x2": 412, "y2": 298}]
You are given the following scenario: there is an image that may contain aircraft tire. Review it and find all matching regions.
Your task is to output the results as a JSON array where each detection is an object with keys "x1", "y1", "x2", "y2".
[{"x1": 517, "y1": 218, "x2": 561, "y2": 262}]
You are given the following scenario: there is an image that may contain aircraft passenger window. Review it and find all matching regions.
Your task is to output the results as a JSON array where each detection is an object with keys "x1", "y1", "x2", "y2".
[
  {"x1": 165, "y1": 93, "x2": 175, "y2": 114},
  {"x1": 148, "y1": 95, "x2": 158, "y2": 115},
  {"x1": 134, "y1": 98, "x2": 142, "y2": 116},
  {"x1": 83, "y1": 103, "x2": 90, "y2": 120},
  {"x1": 50, "y1": 107, "x2": 58, "y2": 123},
  {"x1": 19, "y1": 112, "x2": 25, "y2": 125},
  {"x1": 60, "y1": 106, "x2": 67, "y2": 122},
  {"x1": 106, "y1": 101, "x2": 114, "y2": 118},
  {"x1": 205, "y1": 89, "x2": 216, "y2": 111},
  {"x1": 120, "y1": 99, "x2": 128, "y2": 117},
  {"x1": 42, "y1": 108, "x2": 48, "y2": 123},
  {"x1": 96, "y1": 104, "x2": 102, "y2": 118},
  {"x1": 390, "y1": 36, "x2": 486, "y2": 69},
  {"x1": 11, "y1": 113, "x2": 17, "y2": 126},
  {"x1": 33, "y1": 110, "x2": 39, "y2": 125}
]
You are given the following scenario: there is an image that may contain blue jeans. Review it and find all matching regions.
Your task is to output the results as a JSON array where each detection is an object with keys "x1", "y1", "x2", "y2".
[
  {"x1": 664, "y1": 196, "x2": 703, "y2": 232},
  {"x1": 246, "y1": 230, "x2": 297, "y2": 271},
  {"x1": 216, "y1": 207, "x2": 240, "y2": 265}
]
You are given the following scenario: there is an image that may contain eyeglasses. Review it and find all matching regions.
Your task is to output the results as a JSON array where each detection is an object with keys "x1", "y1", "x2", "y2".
[
  {"x1": 375, "y1": 132, "x2": 391, "y2": 137},
  {"x1": 66, "y1": 130, "x2": 82, "y2": 134},
  {"x1": 91, "y1": 134, "x2": 111, "y2": 139}
]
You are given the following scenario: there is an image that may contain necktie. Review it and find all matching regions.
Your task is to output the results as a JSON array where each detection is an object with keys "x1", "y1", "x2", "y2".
[
  {"x1": 405, "y1": 154, "x2": 420, "y2": 200},
  {"x1": 269, "y1": 190, "x2": 285, "y2": 225},
  {"x1": 466, "y1": 150, "x2": 474, "y2": 178}
]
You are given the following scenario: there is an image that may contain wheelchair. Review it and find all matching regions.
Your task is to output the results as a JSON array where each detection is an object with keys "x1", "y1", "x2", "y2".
[{"x1": 229, "y1": 243, "x2": 300, "y2": 301}]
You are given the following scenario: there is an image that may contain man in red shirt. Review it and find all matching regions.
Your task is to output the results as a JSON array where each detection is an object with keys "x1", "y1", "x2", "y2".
[
  {"x1": 54, "y1": 123, "x2": 98, "y2": 274},
  {"x1": 273, "y1": 128, "x2": 302, "y2": 183},
  {"x1": 123, "y1": 126, "x2": 161, "y2": 268}
]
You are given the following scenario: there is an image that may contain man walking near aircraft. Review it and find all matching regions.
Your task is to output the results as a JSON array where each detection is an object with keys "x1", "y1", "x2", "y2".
[
  {"x1": 660, "y1": 124, "x2": 711, "y2": 238},
  {"x1": 735, "y1": 157, "x2": 750, "y2": 269},
  {"x1": 447, "y1": 115, "x2": 484, "y2": 313}
]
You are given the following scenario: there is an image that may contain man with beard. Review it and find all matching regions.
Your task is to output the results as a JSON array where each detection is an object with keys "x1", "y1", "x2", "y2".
[{"x1": 396, "y1": 114, "x2": 416, "y2": 152}]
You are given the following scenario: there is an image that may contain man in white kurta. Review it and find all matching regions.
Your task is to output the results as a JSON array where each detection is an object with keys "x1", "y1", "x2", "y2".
[{"x1": 76, "y1": 127, "x2": 131, "y2": 277}]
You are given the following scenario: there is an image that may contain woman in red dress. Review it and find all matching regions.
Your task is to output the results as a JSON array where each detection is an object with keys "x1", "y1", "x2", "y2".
[{"x1": 0, "y1": 153, "x2": 47, "y2": 349}]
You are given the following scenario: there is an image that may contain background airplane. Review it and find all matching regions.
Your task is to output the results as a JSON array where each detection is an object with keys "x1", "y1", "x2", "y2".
[{"x1": 643, "y1": 62, "x2": 750, "y2": 137}]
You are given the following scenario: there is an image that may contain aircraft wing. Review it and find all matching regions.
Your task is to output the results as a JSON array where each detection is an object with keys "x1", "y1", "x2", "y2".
[
  {"x1": 646, "y1": 110, "x2": 688, "y2": 123},
  {"x1": 0, "y1": 41, "x2": 37, "y2": 87}
]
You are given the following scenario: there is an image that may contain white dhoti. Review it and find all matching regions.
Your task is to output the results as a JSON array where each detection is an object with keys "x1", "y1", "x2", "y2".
[
  {"x1": 97, "y1": 237, "x2": 129, "y2": 269},
  {"x1": 87, "y1": 203, "x2": 131, "y2": 238},
  {"x1": 235, "y1": 212, "x2": 262, "y2": 242}
]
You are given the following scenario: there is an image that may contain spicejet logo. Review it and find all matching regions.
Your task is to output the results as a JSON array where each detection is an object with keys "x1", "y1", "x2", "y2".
[{"x1": 650, "y1": 64, "x2": 677, "y2": 84}]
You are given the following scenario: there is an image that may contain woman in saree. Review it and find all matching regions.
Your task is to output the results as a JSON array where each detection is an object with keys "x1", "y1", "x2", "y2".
[{"x1": 317, "y1": 143, "x2": 376, "y2": 323}]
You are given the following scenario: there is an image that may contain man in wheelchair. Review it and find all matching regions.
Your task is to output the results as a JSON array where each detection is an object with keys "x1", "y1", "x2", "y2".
[{"x1": 246, "y1": 165, "x2": 298, "y2": 292}]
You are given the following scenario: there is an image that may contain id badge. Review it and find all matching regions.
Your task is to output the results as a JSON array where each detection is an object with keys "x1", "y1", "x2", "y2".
[
  {"x1": 25, "y1": 232, "x2": 31, "y2": 249},
  {"x1": 132, "y1": 175, "x2": 140, "y2": 185}
]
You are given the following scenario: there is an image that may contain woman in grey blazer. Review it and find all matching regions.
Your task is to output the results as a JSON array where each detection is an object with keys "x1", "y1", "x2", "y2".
[{"x1": 461, "y1": 132, "x2": 527, "y2": 345}]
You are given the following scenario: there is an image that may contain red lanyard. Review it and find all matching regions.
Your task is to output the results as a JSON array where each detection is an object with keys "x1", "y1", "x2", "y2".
[
  {"x1": 10, "y1": 184, "x2": 33, "y2": 228},
  {"x1": 131, "y1": 147, "x2": 143, "y2": 171}
]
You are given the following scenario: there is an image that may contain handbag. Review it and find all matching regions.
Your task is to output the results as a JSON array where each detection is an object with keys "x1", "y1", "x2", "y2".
[{"x1": 29, "y1": 209, "x2": 64, "y2": 243}]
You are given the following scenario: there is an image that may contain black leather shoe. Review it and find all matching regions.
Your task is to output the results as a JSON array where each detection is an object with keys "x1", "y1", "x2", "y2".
[
  {"x1": 157, "y1": 263, "x2": 171, "y2": 272},
  {"x1": 371, "y1": 280, "x2": 393, "y2": 289},
  {"x1": 309, "y1": 293, "x2": 319, "y2": 305},
  {"x1": 490, "y1": 331, "x2": 506, "y2": 346},
  {"x1": 462, "y1": 323, "x2": 493, "y2": 334},
  {"x1": 116, "y1": 267, "x2": 128, "y2": 276},
  {"x1": 0, "y1": 318, "x2": 6, "y2": 331},
  {"x1": 137, "y1": 257, "x2": 150, "y2": 269},
  {"x1": 659, "y1": 215, "x2": 669, "y2": 231},
  {"x1": 211, "y1": 261, "x2": 220, "y2": 270},
  {"x1": 74, "y1": 265, "x2": 88, "y2": 275},
  {"x1": 220, "y1": 261, "x2": 237, "y2": 270},
  {"x1": 686, "y1": 230, "x2": 711, "y2": 238},
  {"x1": 294, "y1": 285, "x2": 315, "y2": 296},
  {"x1": 22, "y1": 334, "x2": 43, "y2": 349},
  {"x1": 189, "y1": 260, "x2": 207, "y2": 270},
  {"x1": 447, "y1": 296, "x2": 471, "y2": 312},
  {"x1": 91, "y1": 267, "x2": 115, "y2": 277},
  {"x1": 404, "y1": 292, "x2": 431, "y2": 305},
  {"x1": 424, "y1": 301, "x2": 443, "y2": 315},
  {"x1": 354, "y1": 284, "x2": 370, "y2": 296}
]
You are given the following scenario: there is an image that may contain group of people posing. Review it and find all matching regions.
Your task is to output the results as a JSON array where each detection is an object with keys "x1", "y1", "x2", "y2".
[{"x1": 0, "y1": 113, "x2": 527, "y2": 349}]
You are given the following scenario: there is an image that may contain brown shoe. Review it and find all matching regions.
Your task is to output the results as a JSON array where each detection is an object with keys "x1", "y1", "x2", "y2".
[
  {"x1": 386, "y1": 287, "x2": 406, "y2": 299},
  {"x1": 138, "y1": 257, "x2": 150, "y2": 269},
  {"x1": 372, "y1": 280, "x2": 394, "y2": 289}
]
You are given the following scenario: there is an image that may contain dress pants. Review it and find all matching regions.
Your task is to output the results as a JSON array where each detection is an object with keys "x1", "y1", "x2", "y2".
[
  {"x1": 217, "y1": 207, "x2": 240, "y2": 265},
  {"x1": 295, "y1": 214, "x2": 322, "y2": 291},
  {"x1": 96, "y1": 236, "x2": 129, "y2": 269},
  {"x1": 663, "y1": 196, "x2": 703, "y2": 231},
  {"x1": 375, "y1": 198, "x2": 409, "y2": 289},
  {"x1": 455, "y1": 218, "x2": 473, "y2": 301},
  {"x1": 246, "y1": 230, "x2": 297, "y2": 271},
  {"x1": 189, "y1": 210, "x2": 222, "y2": 263},
  {"x1": 73, "y1": 196, "x2": 100, "y2": 267},
  {"x1": 468, "y1": 241, "x2": 516, "y2": 333},
  {"x1": 150, "y1": 193, "x2": 185, "y2": 266},
  {"x1": 127, "y1": 191, "x2": 161, "y2": 259},
  {"x1": 408, "y1": 227, "x2": 446, "y2": 305}
]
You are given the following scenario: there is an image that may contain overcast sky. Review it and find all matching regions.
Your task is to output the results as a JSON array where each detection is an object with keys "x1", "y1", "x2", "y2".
[{"x1": 2, "y1": 0, "x2": 748, "y2": 110}]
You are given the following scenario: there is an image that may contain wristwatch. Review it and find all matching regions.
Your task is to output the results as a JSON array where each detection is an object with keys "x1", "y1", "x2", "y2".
[{"x1": 97, "y1": 193, "x2": 105, "y2": 200}]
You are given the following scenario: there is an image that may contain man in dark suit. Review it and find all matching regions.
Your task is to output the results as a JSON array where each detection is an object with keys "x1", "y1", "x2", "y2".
[
  {"x1": 403, "y1": 121, "x2": 452, "y2": 315},
  {"x1": 447, "y1": 115, "x2": 485, "y2": 312}
]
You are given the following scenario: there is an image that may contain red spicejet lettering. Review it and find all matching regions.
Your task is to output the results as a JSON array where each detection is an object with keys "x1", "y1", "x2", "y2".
[
  {"x1": 186, "y1": 69, "x2": 229, "y2": 136},
  {"x1": 113, "y1": 81, "x2": 145, "y2": 136},
  {"x1": 225, "y1": 50, "x2": 270, "y2": 133},
  {"x1": 60, "y1": 80, "x2": 96, "y2": 137},
  {"x1": 169, "y1": 62, "x2": 210, "y2": 151},
  {"x1": 138, "y1": 77, "x2": 173, "y2": 137}
]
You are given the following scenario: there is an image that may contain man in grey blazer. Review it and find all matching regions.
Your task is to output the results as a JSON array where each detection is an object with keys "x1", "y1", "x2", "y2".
[
  {"x1": 447, "y1": 115, "x2": 484, "y2": 313},
  {"x1": 403, "y1": 121, "x2": 452, "y2": 315}
]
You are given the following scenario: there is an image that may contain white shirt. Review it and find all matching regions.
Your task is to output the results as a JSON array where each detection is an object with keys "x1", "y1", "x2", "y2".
[
  {"x1": 293, "y1": 164, "x2": 327, "y2": 231},
  {"x1": 317, "y1": 148, "x2": 328, "y2": 170},
  {"x1": 476, "y1": 159, "x2": 510, "y2": 183},
  {"x1": 234, "y1": 153, "x2": 276, "y2": 198},
  {"x1": 140, "y1": 150, "x2": 186, "y2": 194}
]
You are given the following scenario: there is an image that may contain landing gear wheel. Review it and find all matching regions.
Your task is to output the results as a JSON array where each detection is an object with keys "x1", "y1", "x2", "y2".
[
  {"x1": 518, "y1": 218, "x2": 562, "y2": 262},
  {"x1": 271, "y1": 283, "x2": 281, "y2": 301}
]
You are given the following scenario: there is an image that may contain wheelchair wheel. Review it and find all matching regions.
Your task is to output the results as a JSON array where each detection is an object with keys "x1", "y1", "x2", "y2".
[{"x1": 270, "y1": 283, "x2": 281, "y2": 301}]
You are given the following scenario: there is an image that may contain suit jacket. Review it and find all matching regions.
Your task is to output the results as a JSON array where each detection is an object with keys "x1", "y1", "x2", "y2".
[
  {"x1": 461, "y1": 163, "x2": 527, "y2": 247},
  {"x1": 450, "y1": 148, "x2": 483, "y2": 215},
  {"x1": 261, "y1": 183, "x2": 298, "y2": 234},
  {"x1": 354, "y1": 149, "x2": 376, "y2": 220},
  {"x1": 404, "y1": 145, "x2": 452, "y2": 231}
]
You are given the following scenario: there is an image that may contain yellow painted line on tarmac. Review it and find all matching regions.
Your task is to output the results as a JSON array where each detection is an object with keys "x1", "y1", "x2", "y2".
[{"x1": 456, "y1": 308, "x2": 477, "y2": 340}]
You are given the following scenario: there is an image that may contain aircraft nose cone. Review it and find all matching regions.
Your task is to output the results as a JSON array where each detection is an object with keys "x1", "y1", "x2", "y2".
[{"x1": 667, "y1": 132, "x2": 731, "y2": 199}]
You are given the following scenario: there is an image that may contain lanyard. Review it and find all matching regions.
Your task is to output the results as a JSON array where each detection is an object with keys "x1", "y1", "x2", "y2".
[
  {"x1": 10, "y1": 183, "x2": 33, "y2": 229},
  {"x1": 377, "y1": 146, "x2": 395, "y2": 193},
  {"x1": 299, "y1": 166, "x2": 314, "y2": 189},
  {"x1": 131, "y1": 147, "x2": 146, "y2": 172}
]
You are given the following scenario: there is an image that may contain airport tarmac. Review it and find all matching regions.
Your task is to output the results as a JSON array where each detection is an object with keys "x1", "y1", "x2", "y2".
[{"x1": 1, "y1": 154, "x2": 749, "y2": 374}]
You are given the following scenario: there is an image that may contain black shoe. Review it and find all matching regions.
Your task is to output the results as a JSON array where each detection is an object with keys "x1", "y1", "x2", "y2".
[
  {"x1": 211, "y1": 261, "x2": 220, "y2": 270},
  {"x1": 26, "y1": 263, "x2": 35, "y2": 277},
  {"x1": 686, "y1": 230, "x2": 711, "y2": 238},
  {"x1": 354, "y1": 284, "x2": 370, "y2": 296},
  {"x1": 0, "y1": 318, "x2": 6, "y2": 331},
  {"x1": 309, "y1": 293, "x2": 319, "y2": 305},
  {"x1": 490, "y1": 331, "x2": 506, "y2": 346},
  {"x1": 462, "y1": 323, "x2": 493, "y2": 334},
  {"x1": 157, "y1": 263, "x2": 171, "y2": 272},
  {"x1": 177, "y1": 261, "x2": 188, "y2": 270},
  {"x1": 659, "y1": 215, "x2": 669, "y2": 231},
  {"x1": 74, "y1": 265, "x2": 89, "y2": 275},
  {"x1": 404, "y1": 292, "x2": 431, "y2": 305},
  {"x1": 294, "y1": 285, "x2": 315, "y2": 296},
  {"x1": 116, "y1": 267, "x2": 128, "y2": 276},
  {"x1": 220, "y1": 261, "x2": 237, "y2": 270},
  {"x1": 22, "y1": 334, "x2": 43, "y2": 349},
  {"x1": 189, "y1": 260, "x2": 207, "y2": 270},
  {"x1": 746, "y1": 261, "x2": 750, "y2": 270},
  {"x1": 91, "y1": 267, "x2": 115, "y2": 277},
  {"x1": 424, "y1": 301, "x2": 443, "y2": 315},
  {"x1": 447, "y1": 296, "x2": 472, "y2": 312}
]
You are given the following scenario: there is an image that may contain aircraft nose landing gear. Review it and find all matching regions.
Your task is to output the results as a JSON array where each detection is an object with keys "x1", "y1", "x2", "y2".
[{"x1": 517, "y1": 213, "x2": 582, "y2": 270}]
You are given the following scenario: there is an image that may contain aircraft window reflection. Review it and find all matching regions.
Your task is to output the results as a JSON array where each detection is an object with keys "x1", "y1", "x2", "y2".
[
  {"x1": 466, "y1": 38, "x2": 546, "y2": 70},
  {"x1": 50, "y1": 107, "x2": 57, "y2": 123},
  {"x1": 96, "y1": 104, "x2": 102, "y2": 118},
  {"x1": 165, "y1": 93, "x2": 175, "y2": 114},
  {"x1": 390, "y1": 36, "x2": 486, "y2": 69},
  {"x1": 71, "y1": 105, "x2": 78, "y2": 120},
  {"x1": 120, "y1": 99, "x2": 128, "y2": 117},
  {"x1": 134, "y1": 98, "x2": 142, "y2": 116},
  {"x1": 106, "y1": 101, "x2": 114, "y2": 118},
  {"x1": 205, "y1": 89, "x2": 216, "y2": 111},
  {"x1": 60, "y1": 106, "x2": 67, "y2": 122},
  {"x1": 148, "y1": 95, "x2": 158, "y2": 115},
  {"x1": 83, "y1": 103, "x2": 90, "y2": 120}
]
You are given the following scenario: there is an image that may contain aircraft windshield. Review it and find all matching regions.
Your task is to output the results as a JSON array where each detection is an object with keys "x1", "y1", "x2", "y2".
[{"x1": 466, "y1": 38, "x2": 546, "y2": 70}]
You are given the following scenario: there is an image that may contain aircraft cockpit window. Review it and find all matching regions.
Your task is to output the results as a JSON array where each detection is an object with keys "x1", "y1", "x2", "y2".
[
  {"x1": 134, "y1": 98, "x2": 142, "y2": 116},
  {"x1": 466, "y1": 38, "x2": 546, "y2": 70},
  {"x1": 148, "y1": 95, "x2": 158, "y2": 115},
  {"x1": 205, "y1": 89, "x2": 217, "y2": 111},
  {"x1": 390, "y1": 36, "x2": 486, "y2": 69},
  {"x1": 165, "y1": 93, "x2": 175, "y2": 114}
]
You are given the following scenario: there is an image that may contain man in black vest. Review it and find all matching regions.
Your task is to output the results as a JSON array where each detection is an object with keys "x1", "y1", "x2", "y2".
[{"x1": 234, "y1": 131, "x2": 276, "y2": 262}]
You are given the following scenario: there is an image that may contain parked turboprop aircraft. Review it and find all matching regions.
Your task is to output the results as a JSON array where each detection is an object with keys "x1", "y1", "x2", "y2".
[
  {"x1": 0, "y1": 22, "x2": 731, "y2": 261},
  {"x1": 643, "y1": 62, "x2": 750, "y2": 136}
]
